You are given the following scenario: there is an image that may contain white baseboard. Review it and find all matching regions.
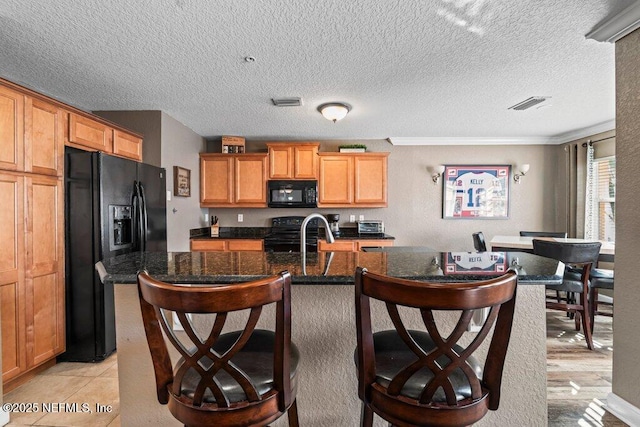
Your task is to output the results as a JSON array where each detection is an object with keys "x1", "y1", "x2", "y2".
[
  {"x1": 606, "y1": 392, "x2": 640, "y2": 426},
  {"x1": 0, "y1": 409, "x2": 9, "y2": 426}
]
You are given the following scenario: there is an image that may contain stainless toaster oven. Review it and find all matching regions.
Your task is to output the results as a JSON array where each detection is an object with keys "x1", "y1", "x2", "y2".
[{"x1": 357, "y1": 220, "x2": 385, "y2": 234}]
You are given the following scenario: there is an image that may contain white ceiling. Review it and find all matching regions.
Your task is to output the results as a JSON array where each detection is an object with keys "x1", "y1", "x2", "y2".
[{"x1": 0, "y1": 0, "x2": 636, "y2": 143}]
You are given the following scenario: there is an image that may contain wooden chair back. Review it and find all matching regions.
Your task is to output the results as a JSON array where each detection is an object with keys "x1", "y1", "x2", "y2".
[
  {"x1": 137, "y1": 271, "x2": 296, "y2": 427},
  {"x1": 355, "y1": 267, "x2": 518, "y2": 426}
]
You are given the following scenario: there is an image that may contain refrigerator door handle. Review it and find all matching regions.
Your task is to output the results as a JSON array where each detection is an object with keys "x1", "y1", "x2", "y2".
[
  {"x1": 131, "y1": 181, "x2": 140, "y2": 251},
  {"x1": 139, "y1": 182, "x2": 148, "y2": 252}
]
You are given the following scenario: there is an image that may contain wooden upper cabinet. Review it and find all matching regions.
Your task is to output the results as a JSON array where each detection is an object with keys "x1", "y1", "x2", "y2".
[
  {"x1": 318, "y1": 153, "x2": 388, "y2": 207},
  {"x1": 354, "y1": 153, "x2": 388, "y2": 206},
  {"x1": 25, "y1": 97, "x2": 64, "y2": 176},
  {"x1": 234, "y1": 154, "x2": 268, "y2": 205},
  {"x1": 267, "y1": 143, "x2": 318, "y2": 179},
  {"x1": 318, "y1": 154, "x2": 353, "y2": 205},
  {"x1": 68, "y1": 113, "x2": 113, "y2": 152},
  {"x1": 267, "y1": 145, "x2": 292, "y2": 179},
  {"x1": 113, "y1": 130, "x2": 143, "y2": 161},
  {"x1": 200, "y1": 153, "x2": 267, "y2": 207},
  {"x1": 201, "y1": 154, "x2": 233, "y2": 205},
  {"x1": 0, "y1": 85, "x2": 25, "y2": 172}
]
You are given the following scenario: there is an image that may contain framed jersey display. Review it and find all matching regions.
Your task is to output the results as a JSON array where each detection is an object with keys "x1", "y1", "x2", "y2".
[{"x1": 442, "y1": 165, "x2": 510, "y2": 219}]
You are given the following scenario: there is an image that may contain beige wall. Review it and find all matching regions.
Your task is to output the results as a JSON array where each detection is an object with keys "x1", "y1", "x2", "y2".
[
  {"x1": 160, "y1": 112, "x2": 207, "y2": 251},
  {"x1": 206, "y1": 139, "x2": 562, "y2": 250},
  {"x1": 613, "y1": 28, "x2": 640, "y2": 409}
]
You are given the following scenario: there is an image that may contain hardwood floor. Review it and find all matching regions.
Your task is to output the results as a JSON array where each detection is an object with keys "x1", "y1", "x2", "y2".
[{"x1": 546, "y1": 310, "x2": 628, "y2": 426}]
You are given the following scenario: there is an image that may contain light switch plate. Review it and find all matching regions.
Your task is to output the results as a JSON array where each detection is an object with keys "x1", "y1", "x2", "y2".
[
  {"x1": 349, "y1": 214, "x2": 355, "y2": 222},
  {"x1": 166, "y1": 190, "x2": 172, "y2": 201},
  {"x1": 238, "y1": 214, "x2": 244, "y2": 222}
]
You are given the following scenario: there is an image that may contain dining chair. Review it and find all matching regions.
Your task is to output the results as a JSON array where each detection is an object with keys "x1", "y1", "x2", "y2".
[
  {"x1": 519, "y1": 231, "x2": 568, "y2": 238},
  {"x1": 137, "y1": 271, "x2": 300, "y2": 427},
  {"x1": 354, "y1": 267, "x2": 518, "y2": 427},
  {"x1": 532, "y1": 239, "x2": 601, "y2": 350},
  {"x1": 472, "y1": 231, "x2": 487, "y2": 252},
  {"x1": 589, "y1": 268, "x2": 614, "y2": 332}
]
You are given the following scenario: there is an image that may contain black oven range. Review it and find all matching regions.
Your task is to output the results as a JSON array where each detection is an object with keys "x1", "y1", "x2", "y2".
[{"x1": 263, "y1": 216, "x2": 319, "y2": 253}]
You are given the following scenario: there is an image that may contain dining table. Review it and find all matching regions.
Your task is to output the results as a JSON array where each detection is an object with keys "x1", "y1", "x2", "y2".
[{"x1": 490, "y1": 235, "x2": 615, "y2": 263}]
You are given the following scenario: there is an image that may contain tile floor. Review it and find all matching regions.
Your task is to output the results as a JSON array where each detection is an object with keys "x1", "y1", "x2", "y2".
[
  {"x1": 1, "y1": 311, "x2": 629, "y2": 426},
  {"x1": 3, "y1": 353, "x2": 119, "y2": 427}
]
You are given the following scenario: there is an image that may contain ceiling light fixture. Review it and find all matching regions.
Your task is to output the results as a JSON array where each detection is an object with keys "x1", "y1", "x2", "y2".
[{"x1": 318, "y1": 103, "x2": 351, "y2": 123}]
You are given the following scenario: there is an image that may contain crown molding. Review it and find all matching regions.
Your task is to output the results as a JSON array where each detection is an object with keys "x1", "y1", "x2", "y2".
[
  {"x1": 586, "y1": 2, "x2": 640, "y2": 42},
  {"x1": 386, "y1": 120, "x2": 615, "y2": 146}
]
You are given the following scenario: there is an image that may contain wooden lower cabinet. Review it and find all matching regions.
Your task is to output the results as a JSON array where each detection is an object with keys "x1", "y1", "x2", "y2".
[
  {"x1": 25, "y1": 175, "x2": 65, "y2": 366},
  {"x1": 190, "y1": 239, "x2": 264, "y2": 252},
  {"x1": 0, "y1": 173, "x2": 26, "y2": 382},
  {"x1": 0, "y1": 172, "x2": 64, "y2": 384}
]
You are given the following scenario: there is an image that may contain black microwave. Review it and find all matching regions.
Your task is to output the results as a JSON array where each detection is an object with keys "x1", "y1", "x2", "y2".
[{"x1": 268, "y1": 180, "x2": 318, "y2": 208}]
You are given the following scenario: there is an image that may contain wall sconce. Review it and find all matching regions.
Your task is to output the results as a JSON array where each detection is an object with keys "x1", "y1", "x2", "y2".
[
  {"x1": 513, "y1": 164, "x2": 530, "y2": 184},
  {"x1": 431, "y1": 165, "x2": 445, "y2": 184},
  {"x1": 318, "y1": 102, "x2": 351, "y2": 123}
]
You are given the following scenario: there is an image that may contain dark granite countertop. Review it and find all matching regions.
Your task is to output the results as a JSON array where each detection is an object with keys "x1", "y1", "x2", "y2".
[
  {"x1": 96, "y1": 250, "x2": 561, "y2": 286},
  {"x1": 190, "y1": 226, "x2": 395, "y2": 241},
  {"x1": 190, "y1": 227, "x2": 271, "y2": 240},
  {"x1": 320, "y1": 227, "x2": 395, "y2": 240}
]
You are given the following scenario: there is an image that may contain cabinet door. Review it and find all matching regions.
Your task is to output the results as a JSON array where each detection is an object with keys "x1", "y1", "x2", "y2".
[
  {"x1": 354, "y1": 154, "x2": 388, "y2": 206},
  {"x1": 200, "y1": 155, "x2": 233, "y2": 206},
  {"x1": 25, "y1": 175, "x2": 65, "y2": 367},
  {"x1": 113, "y1": 130, "x2": 143, "y2": 161},
  {"x1": 0, "y1": 173, "x2": 26, "y2": 381},
  {"x1": 0, "y1": 86, "x2": 24, "y2": 172},
  {"x1": 293, "y1": 145, "x2": 318, "y2": 179},
  {"x1": 318, "y1": 239, "x2": 356, "y2": 252},
  {"x1": 191, "y1": 240, "x2": 227, "y2": 251},
  {"x1": 268, "y1": 145, "x2": 292, "y2": 179},
  {"x1": 25, "y1": 97, "x2": 64, "y2": 176},
  {"x1": 356, "y1": 240, "x2": 394, "y2": 251},
  {"x1": 228, "y1": 239, "x2": 264, "y2": 251},
  {"x1": 318, "y1": 155, "x2": 353, "y2": 205},
  {"x1": 68, "y1": 113, "x2": 113, "y2": 152},
  {"x1": 235, "y1": 155, "x2": 267, "y2": 206}
]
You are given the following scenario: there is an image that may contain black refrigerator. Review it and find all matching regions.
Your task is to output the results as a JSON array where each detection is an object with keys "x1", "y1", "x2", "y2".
[{"x1": 62, "y1": 147, "x2": 167, "y2": 362}]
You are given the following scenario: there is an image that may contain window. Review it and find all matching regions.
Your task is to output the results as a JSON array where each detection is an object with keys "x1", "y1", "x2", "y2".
[{"x1": 591, "y1": 157, "x2": 616, "y2": 241}]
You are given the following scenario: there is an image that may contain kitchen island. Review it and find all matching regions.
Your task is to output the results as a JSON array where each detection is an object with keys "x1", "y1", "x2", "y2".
[{"x1": 98, "y1": 250, "x2": 560, "y2": 426}]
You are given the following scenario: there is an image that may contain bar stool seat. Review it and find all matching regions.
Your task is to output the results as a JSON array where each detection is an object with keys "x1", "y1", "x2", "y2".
[{"x1": 368, "y1": 330, "x2": 482, "y2": 402}]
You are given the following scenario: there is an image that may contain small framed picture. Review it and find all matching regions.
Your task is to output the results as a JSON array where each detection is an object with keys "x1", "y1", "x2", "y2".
[{"x1": 173, "y1": 166, "x2": 191, "y2": 197}]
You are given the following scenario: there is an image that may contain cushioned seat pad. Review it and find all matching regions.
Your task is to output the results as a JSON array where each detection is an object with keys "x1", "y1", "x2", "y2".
[
  {"x1": 176, "y1": 329, "x2": 299, "y2": 404},
  {"x1": 367, "y1": 330, "x2": 482, "y2": 402}
]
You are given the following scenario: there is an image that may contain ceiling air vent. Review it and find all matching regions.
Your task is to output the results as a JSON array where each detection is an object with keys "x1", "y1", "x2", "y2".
[
  {"x1": 508, "y1": 96, "x2": 550, "y2": 111},
  {"x1": 271, "y1": 97, "x2": 303, "y2": 107}
]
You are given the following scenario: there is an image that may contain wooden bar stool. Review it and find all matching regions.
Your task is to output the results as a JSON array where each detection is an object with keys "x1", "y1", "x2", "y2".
[
  {"x1": 137, "y1": 271, "x2": 299, "y2": 427},
  {"x1": 354, "y1": 267, "x2": 518, "y2": 427}
]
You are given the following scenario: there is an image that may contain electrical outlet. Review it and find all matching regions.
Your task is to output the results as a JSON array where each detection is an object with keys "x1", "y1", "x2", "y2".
[
  {"x1": 349, "y1": 214, "x2": 355, "y2": 222},
  {"x1": 359, "y1": 215, "x2": 365, "y2": 221},
  {"x1": 204, "y1": 213, "x2": 209, "y2": 224},
  {"x1": 238, "y1": 214, "x2": 244, "y2": 222}
]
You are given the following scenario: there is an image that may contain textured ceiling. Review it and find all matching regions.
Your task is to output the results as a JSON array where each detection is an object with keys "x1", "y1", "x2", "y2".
[{"x1": 0, "y1": 0, "x2": 635, "y2": 142}]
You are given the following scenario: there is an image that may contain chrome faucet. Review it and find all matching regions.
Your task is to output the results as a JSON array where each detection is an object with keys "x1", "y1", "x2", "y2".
[{"x1": 301, "y1": 213, "x2": 335, "y2": 275}]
